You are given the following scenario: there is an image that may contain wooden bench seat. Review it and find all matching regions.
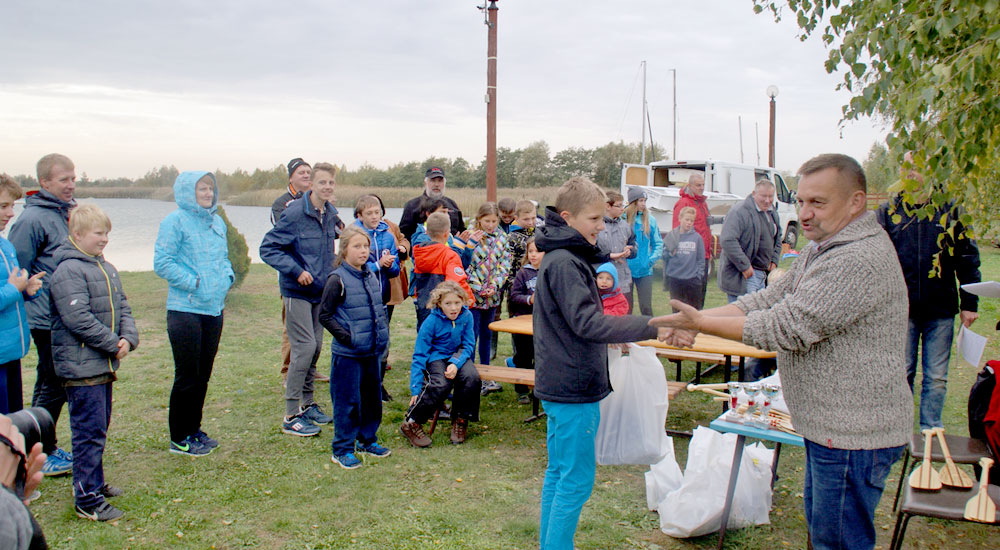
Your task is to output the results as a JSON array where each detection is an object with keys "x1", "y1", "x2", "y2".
[{"x1": 475, "y1": 363, "x2": 686, "y2": 404}]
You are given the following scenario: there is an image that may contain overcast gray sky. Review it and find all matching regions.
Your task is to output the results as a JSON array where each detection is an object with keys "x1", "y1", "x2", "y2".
[{"x1": 0, "y1": 1, "x2": 886, "y2": 180}]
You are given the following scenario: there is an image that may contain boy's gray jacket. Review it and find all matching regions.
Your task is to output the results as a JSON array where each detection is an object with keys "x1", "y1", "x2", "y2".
[
  {"x1": 49, "y1": 239, "x2": 138, "y2": 380},
  {"x1": 595, "y1": 216, "x2": 636, "y2": 293},
  {"x1": 6, "y1": 189, "x2": 74, "y2": 330},
  {"x1": 718, "y1": 196, "x2": 782, "y2": 296},
  {"x1": 736, "y1": 212, "x2": 912, "y2": 450}
]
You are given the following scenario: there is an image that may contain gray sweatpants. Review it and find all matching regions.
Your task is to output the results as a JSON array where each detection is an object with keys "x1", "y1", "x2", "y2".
[{"x1": 283, "y1": 297, "x2": 323, "y2": 417}]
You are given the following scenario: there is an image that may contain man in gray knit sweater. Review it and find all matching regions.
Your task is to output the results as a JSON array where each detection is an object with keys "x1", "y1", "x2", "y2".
[{"x1": 652, "y1": 154, "x2": 912, "y2": 550}]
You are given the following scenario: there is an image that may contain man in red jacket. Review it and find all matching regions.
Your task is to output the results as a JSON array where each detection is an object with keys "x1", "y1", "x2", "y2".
[{"x1": 671, "y1": 173, "x2": 724, "y2": 303}]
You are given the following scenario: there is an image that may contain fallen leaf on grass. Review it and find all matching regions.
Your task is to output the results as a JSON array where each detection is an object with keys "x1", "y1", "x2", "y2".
[
  {"x1": 222, "y1": 520, "x2": 233, "y2": 526},
  {"x1": 455, "y1": 478, "x2": 463, "y2": 483}
]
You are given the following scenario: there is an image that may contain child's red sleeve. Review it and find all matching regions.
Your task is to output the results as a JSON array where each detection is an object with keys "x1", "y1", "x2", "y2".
[{"x1": 445, "y1": 254, "x2": 475, "y2": 305}]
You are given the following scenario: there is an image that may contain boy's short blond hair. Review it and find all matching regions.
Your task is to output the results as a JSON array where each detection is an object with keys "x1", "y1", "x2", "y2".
[
  {"x1": 425, "y1": 211, "x2": 451, "y2": 238},
  {"x1": 312, "y1": 162, "x2": 337, "y2": 179},
  {"x1": 515, "y1": 199, "x2": 535, "y2": 215},
  {"x1": 0, "y1": 174, "x2": 23, "y2": 200},
  {"x1": 426, "y1": 280, "x2": 467, "y2": 310},
  {"x1": 555, "y1": 177, "x2": 606, "y2": 215},
  {"x1": 69, "y1": 203, "x2": 111, "y2": 234},
  {"x1": 678, "y1": 206, "x2": 696, "y2": 220},
  {"x1": 36, "y1": 153, "x2": 74, "y2": 183}
]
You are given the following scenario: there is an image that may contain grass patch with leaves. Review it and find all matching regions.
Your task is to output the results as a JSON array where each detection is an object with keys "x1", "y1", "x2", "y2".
[{"x1": 23, "y1": 248, "x2": 1000, "y2": 549}]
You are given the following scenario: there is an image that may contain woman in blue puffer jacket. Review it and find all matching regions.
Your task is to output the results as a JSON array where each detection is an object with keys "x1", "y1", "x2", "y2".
[
  {"x1": 624, "y1": 187, "x2": 663, "y2": 316},
  {"x1": 154, "y1": 171, "x2": 234, "y2": 456}
]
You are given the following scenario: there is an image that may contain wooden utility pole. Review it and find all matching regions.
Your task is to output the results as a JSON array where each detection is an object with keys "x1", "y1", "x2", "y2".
[{"x1": 485, "y1": 1, "x2": 499, "y2": 201}]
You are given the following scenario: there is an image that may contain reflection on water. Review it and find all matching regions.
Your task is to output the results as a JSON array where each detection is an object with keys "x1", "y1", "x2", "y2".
[{"x1": 2, "y1": 198, "x2": 403, "y2": 273}]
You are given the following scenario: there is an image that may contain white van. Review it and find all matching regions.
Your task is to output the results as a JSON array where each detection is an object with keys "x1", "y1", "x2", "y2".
[{"x1": 620, "y1": 159, "x2": 800, "y2": 248}]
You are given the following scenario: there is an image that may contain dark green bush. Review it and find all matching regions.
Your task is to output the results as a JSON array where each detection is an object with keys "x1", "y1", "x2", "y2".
[{"x1": 217, "y1": 205, "x2": 250, "y2": 289}]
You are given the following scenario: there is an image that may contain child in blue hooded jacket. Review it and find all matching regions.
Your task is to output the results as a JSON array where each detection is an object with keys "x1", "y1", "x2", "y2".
[
  {"x1": 352, "y1": 195, "x2": 400, "y2": 306},
  {"x1": 154, "y1": 171, "x2": 234, "y2": 457},
  {"x1": 0, "y1": 175, "x2": 44, "y2": 414},
  {"x1": 400, "y1": 280, "x2": 481, "y2": 447}
]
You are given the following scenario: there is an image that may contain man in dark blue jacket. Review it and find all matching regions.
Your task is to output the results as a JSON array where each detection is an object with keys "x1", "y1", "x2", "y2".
[
  {"x1": 7, "y1": 153, "x2": 78, "y2": 476},
  {"x1": 876, "y1": 154, "x2": 981, "y2": 430},
  {"x1": 261, "y1": 163, "x2": 342, "y2": 436}
]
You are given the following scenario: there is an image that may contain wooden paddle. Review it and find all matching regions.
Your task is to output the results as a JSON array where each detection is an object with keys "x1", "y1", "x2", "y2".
[
  {"x1": 685, "y1": 384, "x2": 730, "y2": 399},
  {"x1": 908, "y1": 429, "x2": 942, "y2": 490},
  {"x1": 933, "y1": 428, "x2": 974, "y2": 489},
  {"x1": 964, "y1": 457, "x2": 996, "y2": 523}
]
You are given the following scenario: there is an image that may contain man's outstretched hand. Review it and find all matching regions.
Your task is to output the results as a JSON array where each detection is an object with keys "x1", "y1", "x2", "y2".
[{"x1": 649, "y1": 300, "x2": 701, "y2": 347}]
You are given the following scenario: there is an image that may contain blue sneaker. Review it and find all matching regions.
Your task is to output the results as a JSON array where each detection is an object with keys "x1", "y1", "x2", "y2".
[
  {"x1": 170, "y1": 435, "x2": 212, "y2": 457},
  {"x1": 193, "y1": 430, "x2": 219, "y2": 449},
  {"x1": 357, "y1": 442, "x2": 391, "y2": 458},
  {"x1": 281, "y1": 414, "x2": 321, "y2": 437},
  {"x1": 42, "y1": 447, "x2": 73, "y2": 476},
  {"x1": 299, "y1": 403, "x2": 332, "y2": 425},
  {"x1": 331, "y1": 452, "x2": 362, "y2": 469},
  {"x1": 506, "y1": 357, "x2": 515, "y2": 369}
]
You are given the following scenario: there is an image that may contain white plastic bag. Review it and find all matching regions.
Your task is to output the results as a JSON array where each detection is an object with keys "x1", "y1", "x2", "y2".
[
  {"x1": 644, "y1": 438, "x2": 683, "y2": 511},
  {"x1": 655, "y1": 426, "x2": 773, "y2": 538},
  {"x1": 595, "y1": 344, "x2": 671, "y2": 465}
]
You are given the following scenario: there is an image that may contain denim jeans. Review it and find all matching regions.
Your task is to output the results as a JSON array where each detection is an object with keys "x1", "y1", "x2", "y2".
[
  {"x1": 470, "y1": 306, "x2": 497, "y2": 365},
  {"x1": 905, "y1": 316, "x2": 954, "y2": 430},
  {"x1": 803, "y1": 440, "x2": 904, "y2": 550},
  {"x1": 539, "y1": 400, "x2": 599, "y2": 550}
]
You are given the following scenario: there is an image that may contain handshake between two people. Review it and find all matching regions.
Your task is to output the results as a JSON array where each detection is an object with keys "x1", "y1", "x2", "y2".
[{"x1": 648, "y1": 299, "x2": 702, "y2": 348}]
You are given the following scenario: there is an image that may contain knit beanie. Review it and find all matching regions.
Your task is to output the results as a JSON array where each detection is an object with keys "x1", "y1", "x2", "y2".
[
  {"x1": 627, "y1": 187, "x2": 646, "y2": 205},
  {"x1": 287, "y1": 157, "x2": 310, "y2": 178}
]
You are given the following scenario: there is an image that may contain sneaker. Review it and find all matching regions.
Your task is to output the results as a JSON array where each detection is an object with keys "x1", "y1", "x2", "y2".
[
  {"x1": 481, "y1": 380, "x2": 503, "y2": 396},
  {"x1": 399, "y1": 420, "x2": 432, "y2": 448},
  {"x1": 281, "y1": 414, "x2": 321, "y2": 437},
  {"x1": 42, "y1": 448, "x2": 73, "y2": 476},
  {"x1": 331, "y1": 452, "x2": 362, "y2": 470},
  {"x1": 193, "y1": 430, "x2": 219, "y2": 449},
  {"x1": 75, "y1": 501, "x2": 124, "y2": 522},
  {"x1": 314, "y1": 372, "x2": 331, "y2": 383},
  {"x1": 170, "y1": 436, "x2": 212, "y2": 457},
  {"x1": 101, "y1": 484, "x2": 124, "y2": 498},
  {"x1": 517, "y1": 393, "x2": 531, "y2": 405},
  {"x1": 505, "y1": 357, "x2": 515, "y2": 369},
  {"x1": 357, "y1": 442, "x2": 391, "y2": 458},
  {"x1": 450, "y1": 418, "x2": 468, "y2": 445},
  {"x1": 299, "y1": 403, "x2": 332, "y2": 425}
]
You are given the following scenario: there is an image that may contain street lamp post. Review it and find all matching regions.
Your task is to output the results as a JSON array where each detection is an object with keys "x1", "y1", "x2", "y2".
[{"x1": 766, "y1": 85, "x2": 778, "y2": 168}]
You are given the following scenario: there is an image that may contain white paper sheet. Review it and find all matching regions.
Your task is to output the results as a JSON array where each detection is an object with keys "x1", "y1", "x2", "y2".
[
  {"x1": 961, "y1": 281, "x2": 1000, "y2": 298},
  {"x1": 958, "y1": 325, "x2": 988, "y2": 367}
]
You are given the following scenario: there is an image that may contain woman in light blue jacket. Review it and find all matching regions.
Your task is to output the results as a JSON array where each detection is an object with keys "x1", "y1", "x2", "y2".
[
  {"x1": 624, "y1": 187, "x2": 663, "y2": 316},
  {"x1": 154, "y1": 171, "x2": 234, "y2": 457}
]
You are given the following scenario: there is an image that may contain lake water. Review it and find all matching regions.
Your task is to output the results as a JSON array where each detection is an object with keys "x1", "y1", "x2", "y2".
[{"x1": 3, "y1": 198, "x2": 405, "y2": 272}]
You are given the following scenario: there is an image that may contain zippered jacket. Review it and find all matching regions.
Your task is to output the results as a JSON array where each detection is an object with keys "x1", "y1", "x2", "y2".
[
  {"x1": 626, "y1": 211, "x2": 663, "y2": 278},
  {"x1": 0, "y1": 238, "x2": 31, "y2": 363},
  {"x1": 467, "y1": 229, "x2": 511, "y2": 309},
  {"x1": 260, "y1": 191, "x2": 342, "y2": 303},
  {"x1": 508, "y1": 264, "x2": 538, "y2": 318},
  {"x1": 6, "y1": 189, "x2": 74, "y2": 330},
  {"x1": 718, "y1": 196, "x2": 782, "y2": 296},
  {"x1": 352, "y1": 218, "x2": 399, "y2": 305},
  {"x1": 409, "y1": 306, "x2": 475, "y2": 395},
  {"x1": 154, "y1": 171, "x2": 234, "y2": 316},
  {"x1": 319, "y1": 262, "x2": 389, "y2": 358},
  {"x1": 410, "y1": 242, "x2": 474, "y2": 308},
  {"x1": 49, "y1": 238, "x2": 138, "y2": 380},
  {"x1": 533, "y1": 207, "x2": 658, "y2": 404},
  {"x1": 876, "y1": 197, "x2": 981, "y2": 320},
  {"x1": 595, "y1": 216, "x2": 636, "y2": 293}
]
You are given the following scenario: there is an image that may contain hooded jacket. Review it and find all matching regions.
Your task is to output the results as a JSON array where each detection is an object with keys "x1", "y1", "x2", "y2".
[
  {"x1": 533, "y1": 207, "x2": 658, "y2": 403},
  {"x1": 595, "y1": 215, "x2": 636, "y2": 293},
  {"x1": 508, "y1": 264, "x2": 538, "y2": 318},
  {"x1": 410, "y1": 241, "x2": 474, "y2": 309},
  {"x1": 409, "y1": 306, "x2": 475, "y2": 395},
  {"x1": 718, "y1": 195, "x2": 782, "y2": 296},
  {"x1": 411, "y1": 224, "x2": 475, "y2": 268},
  {"x1": 260, "y1": 191, "x2": 342, "y2": 303},
  {"x1": 672, "y1": 187, "x2": 724, "y2": 260},
  {"x1": 0, "y1": 237, "x2": 31, "y2": 364},
  {"x1": 595, "y1": 262, "x2": 629, "y2": 316},
  {"x1": 49, "y1": 238, "x2": 139, "y2": 380},
  {"x1": 626, "y1": 211, "x2": 664, "y2": 279},
  {"x1": 876, "y1": 197, "x2": 981, "y2": 320},
  {"x1": 318, "y1": 262, "x2": 390, "y2": 358},
  {"x1": 352, "y1": 218, "x2": 400, "y2": 305},
  {"x1": 6, "y1": 189, "x2": 75, "y2": 330},
  {"x1": 153, "y1": 171, "x2": 234, "y2": 317}
]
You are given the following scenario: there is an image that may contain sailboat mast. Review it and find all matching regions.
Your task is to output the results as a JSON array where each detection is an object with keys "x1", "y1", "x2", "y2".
[{"x1": 640, "y1": 60, "x2": 647, "y2": 164}]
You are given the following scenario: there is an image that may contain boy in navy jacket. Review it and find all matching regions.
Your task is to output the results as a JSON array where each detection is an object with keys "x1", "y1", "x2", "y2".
[{"x1": 533, "y1": 177, "x2": 664, "y2": 550}]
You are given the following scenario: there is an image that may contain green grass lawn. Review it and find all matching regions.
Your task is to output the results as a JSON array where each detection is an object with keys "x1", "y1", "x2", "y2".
[{"x1": 21, "y1": 247, "x2": 1000, "y2": 549}]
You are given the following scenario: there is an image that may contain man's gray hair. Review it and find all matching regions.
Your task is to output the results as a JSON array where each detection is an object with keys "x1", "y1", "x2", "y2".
[
  {"x1": 687, "y1": 173, "x2": 705, "y2": 183},
  {"x1": 754, "y1": 177, "x2": 775, "y2": 189}
]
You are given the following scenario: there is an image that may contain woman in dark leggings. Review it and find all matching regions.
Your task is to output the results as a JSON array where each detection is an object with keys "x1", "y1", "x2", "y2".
[{"x1": 154, "y1": 171, "x2": 234, "y2": 457}]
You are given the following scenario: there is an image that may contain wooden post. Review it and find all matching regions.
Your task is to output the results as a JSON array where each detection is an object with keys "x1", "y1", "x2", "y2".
[{"x1": 486, "y1": 1, "x2": 499, "y2": 202}]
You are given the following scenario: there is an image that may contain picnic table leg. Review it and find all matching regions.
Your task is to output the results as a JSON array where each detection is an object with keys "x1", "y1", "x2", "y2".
[
  {"x1": 738, "y1": 356, "x2": 746, "y2": 382},
  {"x1": 717, "y1": 434, "x2": 746, "y2": 550},
  {"x1": 770, "y1": 442, "x2": 783, "y2": 489},
  {"x1": 524, "y1": 395, "x2": 546, "y2": 423},
  {"x1": 722, "y1": 356, "x2": 733, "y2": 412}
]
